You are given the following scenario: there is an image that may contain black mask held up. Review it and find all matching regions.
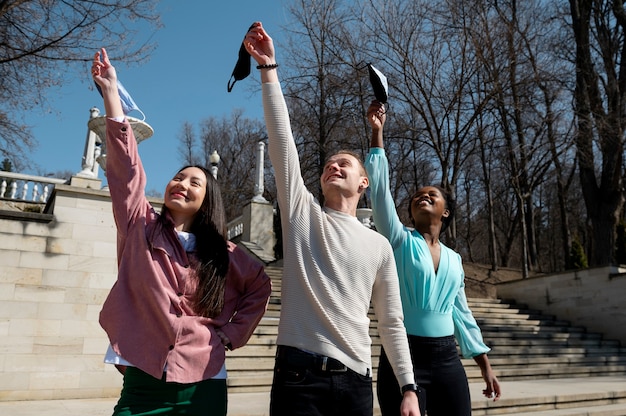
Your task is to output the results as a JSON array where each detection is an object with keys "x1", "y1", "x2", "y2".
[{"x1": 227, "y1": 24, "x2": 256, "y2": 92}]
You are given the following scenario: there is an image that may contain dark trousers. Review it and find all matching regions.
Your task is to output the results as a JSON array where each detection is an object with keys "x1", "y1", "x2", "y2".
[
  {"x1": 377, "y1": 335, "x2": 471, "y2": 416},
  {"x1": 270, "y1": 345, "x2": 374, "y2": 416},
  {"x1": 113, "y1": 367, "x2": 227, "y2": 416}
]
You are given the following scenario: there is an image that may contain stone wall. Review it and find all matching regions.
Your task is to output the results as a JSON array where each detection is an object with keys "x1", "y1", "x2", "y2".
[
  {"x1": 0, "y1": 183, "x2": 129, "y2": 401},
  {"x1": 496, "y1": 266, "x2": 626, "y2": 346}
]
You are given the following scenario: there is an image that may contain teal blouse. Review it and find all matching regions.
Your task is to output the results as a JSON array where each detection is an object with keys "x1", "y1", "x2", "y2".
[{"x1": 365, "y1": 148, "x2": 490, "y2": 358}]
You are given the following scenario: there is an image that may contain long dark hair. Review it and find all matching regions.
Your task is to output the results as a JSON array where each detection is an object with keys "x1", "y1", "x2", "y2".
[
  {"x1": 408, "y1": 185, "x2": 456, "y2": 234},
  {"x1": 160, "y1": 165, "x2": 230, "y2": 318}
]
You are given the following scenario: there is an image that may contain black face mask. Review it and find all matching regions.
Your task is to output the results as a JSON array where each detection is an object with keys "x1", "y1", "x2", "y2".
[
  {"x1": 227, "y1": 43, "x2": 250, "y2": 92},
  {"x1": 367, "y1": 63, "x2": 388, "y2": 104},
  {"x1": 227, "y1": 24, "x2": 256, "y2": 92}
]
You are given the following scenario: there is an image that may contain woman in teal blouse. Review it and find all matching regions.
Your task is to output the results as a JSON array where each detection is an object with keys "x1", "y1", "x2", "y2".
[{"x1": 364, "y1": 101, "x2": 501, "y2": 415}]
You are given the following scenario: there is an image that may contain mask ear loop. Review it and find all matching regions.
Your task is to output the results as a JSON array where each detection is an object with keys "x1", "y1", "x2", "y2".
[
  {"x1": 134, "y1": 108, "x2": 146, "y2": 122},
  {"x1": 227, "y1": 75, "x2": 239, "y2": 93}
]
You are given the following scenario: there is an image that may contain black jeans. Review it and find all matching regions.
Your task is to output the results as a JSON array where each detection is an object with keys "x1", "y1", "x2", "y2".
[
  {"x1": 270, "y1": 345, "x2": 373, "y2": 416},
  {"x1": 377, "y1": 335, "x2": 471, "y2": 416}
]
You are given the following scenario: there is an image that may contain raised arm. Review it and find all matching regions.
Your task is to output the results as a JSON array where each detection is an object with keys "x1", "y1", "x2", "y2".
[
  {"x1": 243, "y1": 22, "x2": 311, "y2": 219},
  {"x1": 91, "y1": 48, "x2": 148, "y2": 238},
  {"x1": 365, "y1": 101, "x2": 406, "y2": 245},
  {"x1": 368, "y1": 100, "x2": 386, "y2": 148}
]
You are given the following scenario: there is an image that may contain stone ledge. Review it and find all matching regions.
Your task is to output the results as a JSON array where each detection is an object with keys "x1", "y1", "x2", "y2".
[{"x1": 0, "y1": 209, "x2": 53, "y2": 223}]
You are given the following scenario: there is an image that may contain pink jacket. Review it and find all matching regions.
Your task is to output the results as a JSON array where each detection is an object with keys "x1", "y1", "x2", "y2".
[{"x1": 99, "y1": 118, "x2": 271, "y2": 383}]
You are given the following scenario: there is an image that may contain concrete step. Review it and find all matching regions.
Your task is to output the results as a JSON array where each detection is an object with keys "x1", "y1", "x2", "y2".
[
  {"x1": 469, "y1": 376, "x2": 626, "y2": 415},
  {"x1": 466, "y1": 364, "x2": 626, "y2": 382},
  {"x1": 233, "y1": 270, "x2": 626, "y2": 414},
  {"x1": 509, "y1": 403, "x2": 626, "y2": 416},
  {"x1": 1, "y1": 376, "x2": 624, "y2": 416},
  {"x1": 480, "y1": 356, "x2": 626, "y2": 367}
]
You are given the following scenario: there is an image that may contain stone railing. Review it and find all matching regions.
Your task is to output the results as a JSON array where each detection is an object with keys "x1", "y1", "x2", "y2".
[
  {"x1": 227, "y1": 215, "x2": 244, "y2": 240},
  {"x1": 0, "y1": 171, "x2": 67, "y2": 204}
]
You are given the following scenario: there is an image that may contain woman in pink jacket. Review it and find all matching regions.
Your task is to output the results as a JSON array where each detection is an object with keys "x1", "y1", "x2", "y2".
[{"x1": 92, "y1": 48, "x2": 272, "y2": 416}]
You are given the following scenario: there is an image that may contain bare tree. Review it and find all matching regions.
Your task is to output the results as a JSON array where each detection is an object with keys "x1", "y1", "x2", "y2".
[
  {"x1": 464, "y1": 0, "x2": 568, "y2": 276},
  {"x1": 567, "y1": 0, "x2": 626, "y2": 266},
  {"x1": 178, "y1": 121, "x2": 199, "y2": 166},
  {"x1": 178, "y1": 109, "x2": 269, "y2": 221},
  {"x1": 206, "y1": 0, "x2": 616, "y2": 274},
  {"x1": 281, "y1": 0, "x2": 372, "y2": 203},
  {"x1": 0, "y1": 0, "x2": 161, "y2": 169},
  {"x1": 361, "y1": 0, "x2": 488, "y2": 248}
]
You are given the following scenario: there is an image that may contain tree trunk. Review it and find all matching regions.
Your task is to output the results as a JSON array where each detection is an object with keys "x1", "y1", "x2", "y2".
[{"x1": 569, "y1": 0, "x2": 626, "y2": 266}]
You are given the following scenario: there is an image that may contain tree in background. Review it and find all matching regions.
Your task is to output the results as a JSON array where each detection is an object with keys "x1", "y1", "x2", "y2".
[
  {"x1": 614, "y1": 220, "x2": 626, "y2": 266},
  {"x1": 0, "y1": 0, "x2": 161, "y2": 170},
  {"x1": 171, "y1": 0, "x2": 622, "y2": 274},
  {"x1": 1, "y1": 158, "x2": 11, "y2": 172},
  {"x1": 1, "y1": 157, "x2": 14, "y2": 196},
  {"x1": 265, "y1": 0, "x2": 592, "y2": 274},
  {"x1": 280, "y1": 0, "x2": 373, "y2": 205},
  {"x1": 177, "y1": 109, "x2": 271, "y2": 221},
  {"x1": 568, "y1": 0, "x2": 626, "y2": 266}
]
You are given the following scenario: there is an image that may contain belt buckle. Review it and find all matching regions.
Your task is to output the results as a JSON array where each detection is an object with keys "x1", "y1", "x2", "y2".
[{"x1": 322, "y1": 356, "x2": 347, "y2": 373}]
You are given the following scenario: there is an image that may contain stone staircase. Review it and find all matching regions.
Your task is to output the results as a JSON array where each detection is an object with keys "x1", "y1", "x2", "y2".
[{"x1": 225, "y1": 266, "x2": 626, "y2": 415}]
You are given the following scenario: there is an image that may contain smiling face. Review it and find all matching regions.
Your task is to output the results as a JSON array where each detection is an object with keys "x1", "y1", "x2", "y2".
[
  {"x1": 164, "y1": 167, "x2": 208, "y2": 224},
  {"x1": 409, "y1": 186, "x2": 450, "y2": 228},
  {"x1": 320, "y1": 152, "x2": 368, "y2": 198}
]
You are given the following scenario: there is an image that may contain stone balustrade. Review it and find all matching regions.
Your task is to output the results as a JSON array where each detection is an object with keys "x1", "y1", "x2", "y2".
[{"x1": 0, "y1": 171, "x2": 66, "y2": 205}]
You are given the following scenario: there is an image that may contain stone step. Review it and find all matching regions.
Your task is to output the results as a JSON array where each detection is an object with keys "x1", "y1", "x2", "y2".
[
  {"x1": 468, "y1": 376, "x2": 626, "y2": 415},
  {"x1": 481, "y1": 356, "x2": 626, "y2": 366},
  {"x1": 223, "y1": 362, "x2": 626, "y2": 391},
  {"x1": 478, "y1": 317, "x2": 574, "y2": 326},
  {"x1": 466, "y1": 364, "x2": 626, "y2": 381},
  {"x1": 1, "y1": 377, "x2": 625, "y2": 416},
  {"x1": 509, "y1": 403, "x2": 626, "y2": 416},
  {"x1": 247, "y1": 272, "x2": 626, "y2": 414}
]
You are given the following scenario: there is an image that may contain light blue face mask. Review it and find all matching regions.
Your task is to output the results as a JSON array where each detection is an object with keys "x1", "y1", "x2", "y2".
[{"x1": 95, "y1": 79, "x2": 146, "y2": 121}]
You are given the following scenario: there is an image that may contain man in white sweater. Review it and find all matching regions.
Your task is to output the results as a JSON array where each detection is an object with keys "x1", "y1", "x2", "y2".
[{"x1": 244, "y1": 22, "x2": 421, "y2": 416}]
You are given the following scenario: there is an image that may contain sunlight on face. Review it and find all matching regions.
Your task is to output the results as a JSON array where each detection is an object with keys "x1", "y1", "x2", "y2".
[{"x1": 164, "y1": 167, "x2": 208, "y2": 221}]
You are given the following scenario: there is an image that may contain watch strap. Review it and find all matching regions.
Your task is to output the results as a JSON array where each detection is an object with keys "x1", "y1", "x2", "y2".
[{"x1": 401, "y1": 383, "x2": 419, "y2": 395}]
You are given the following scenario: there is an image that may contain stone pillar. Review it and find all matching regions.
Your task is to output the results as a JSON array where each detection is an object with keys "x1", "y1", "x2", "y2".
[
  {"x1": 253, "y1": 141, "x2": 267, "y2": 203},
  {"x1": 242, "y1": 199, "x2": 275, "y2": 257},
  {"x1": 76, "y1": 107, "x2": 101, "y2": 178}
]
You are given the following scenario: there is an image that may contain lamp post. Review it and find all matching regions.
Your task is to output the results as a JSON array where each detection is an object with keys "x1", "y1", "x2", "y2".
[{"x1": 210, "y1": 150, "x2": 220, "y2": 179}]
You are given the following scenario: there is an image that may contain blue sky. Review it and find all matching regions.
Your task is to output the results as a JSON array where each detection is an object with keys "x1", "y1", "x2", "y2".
[{"x1": 23, "y1": 1, "x2": 290, "y2": 194}]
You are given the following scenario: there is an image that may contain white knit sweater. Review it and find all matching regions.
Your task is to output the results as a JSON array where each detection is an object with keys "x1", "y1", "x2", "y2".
[{"x1": 262, "y1": 82, "x2": 414, "y2": 387}]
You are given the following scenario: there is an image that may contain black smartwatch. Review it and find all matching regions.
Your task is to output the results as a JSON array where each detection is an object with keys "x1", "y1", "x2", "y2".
[{"x1": 401, "y1": 383, "x2": 419, "y2": 395}]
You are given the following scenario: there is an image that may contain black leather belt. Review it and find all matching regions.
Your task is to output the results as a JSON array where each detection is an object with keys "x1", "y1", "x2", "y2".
[{"x1": 276, "y1": 345, "x2": 348, "y2": 373}]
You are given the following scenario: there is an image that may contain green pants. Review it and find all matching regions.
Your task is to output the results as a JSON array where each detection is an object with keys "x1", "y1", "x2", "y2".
[{"x1": 113, "y1": 367, "x2": 227, "y2": 416}]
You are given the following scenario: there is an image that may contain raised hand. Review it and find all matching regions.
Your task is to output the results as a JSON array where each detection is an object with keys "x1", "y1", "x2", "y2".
[
  {"x1": 244, "y1": 22, "x2": 276, "y2": 66},
  {"x1": 91, "y1": 47, "x2": 123, "y2": 118},
  {"x1": 367, "y1": 100, "x2": 386, "y2": 130},
  {"x1": 92, "y1": 48, "x2": 117, "y2": 92}
]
